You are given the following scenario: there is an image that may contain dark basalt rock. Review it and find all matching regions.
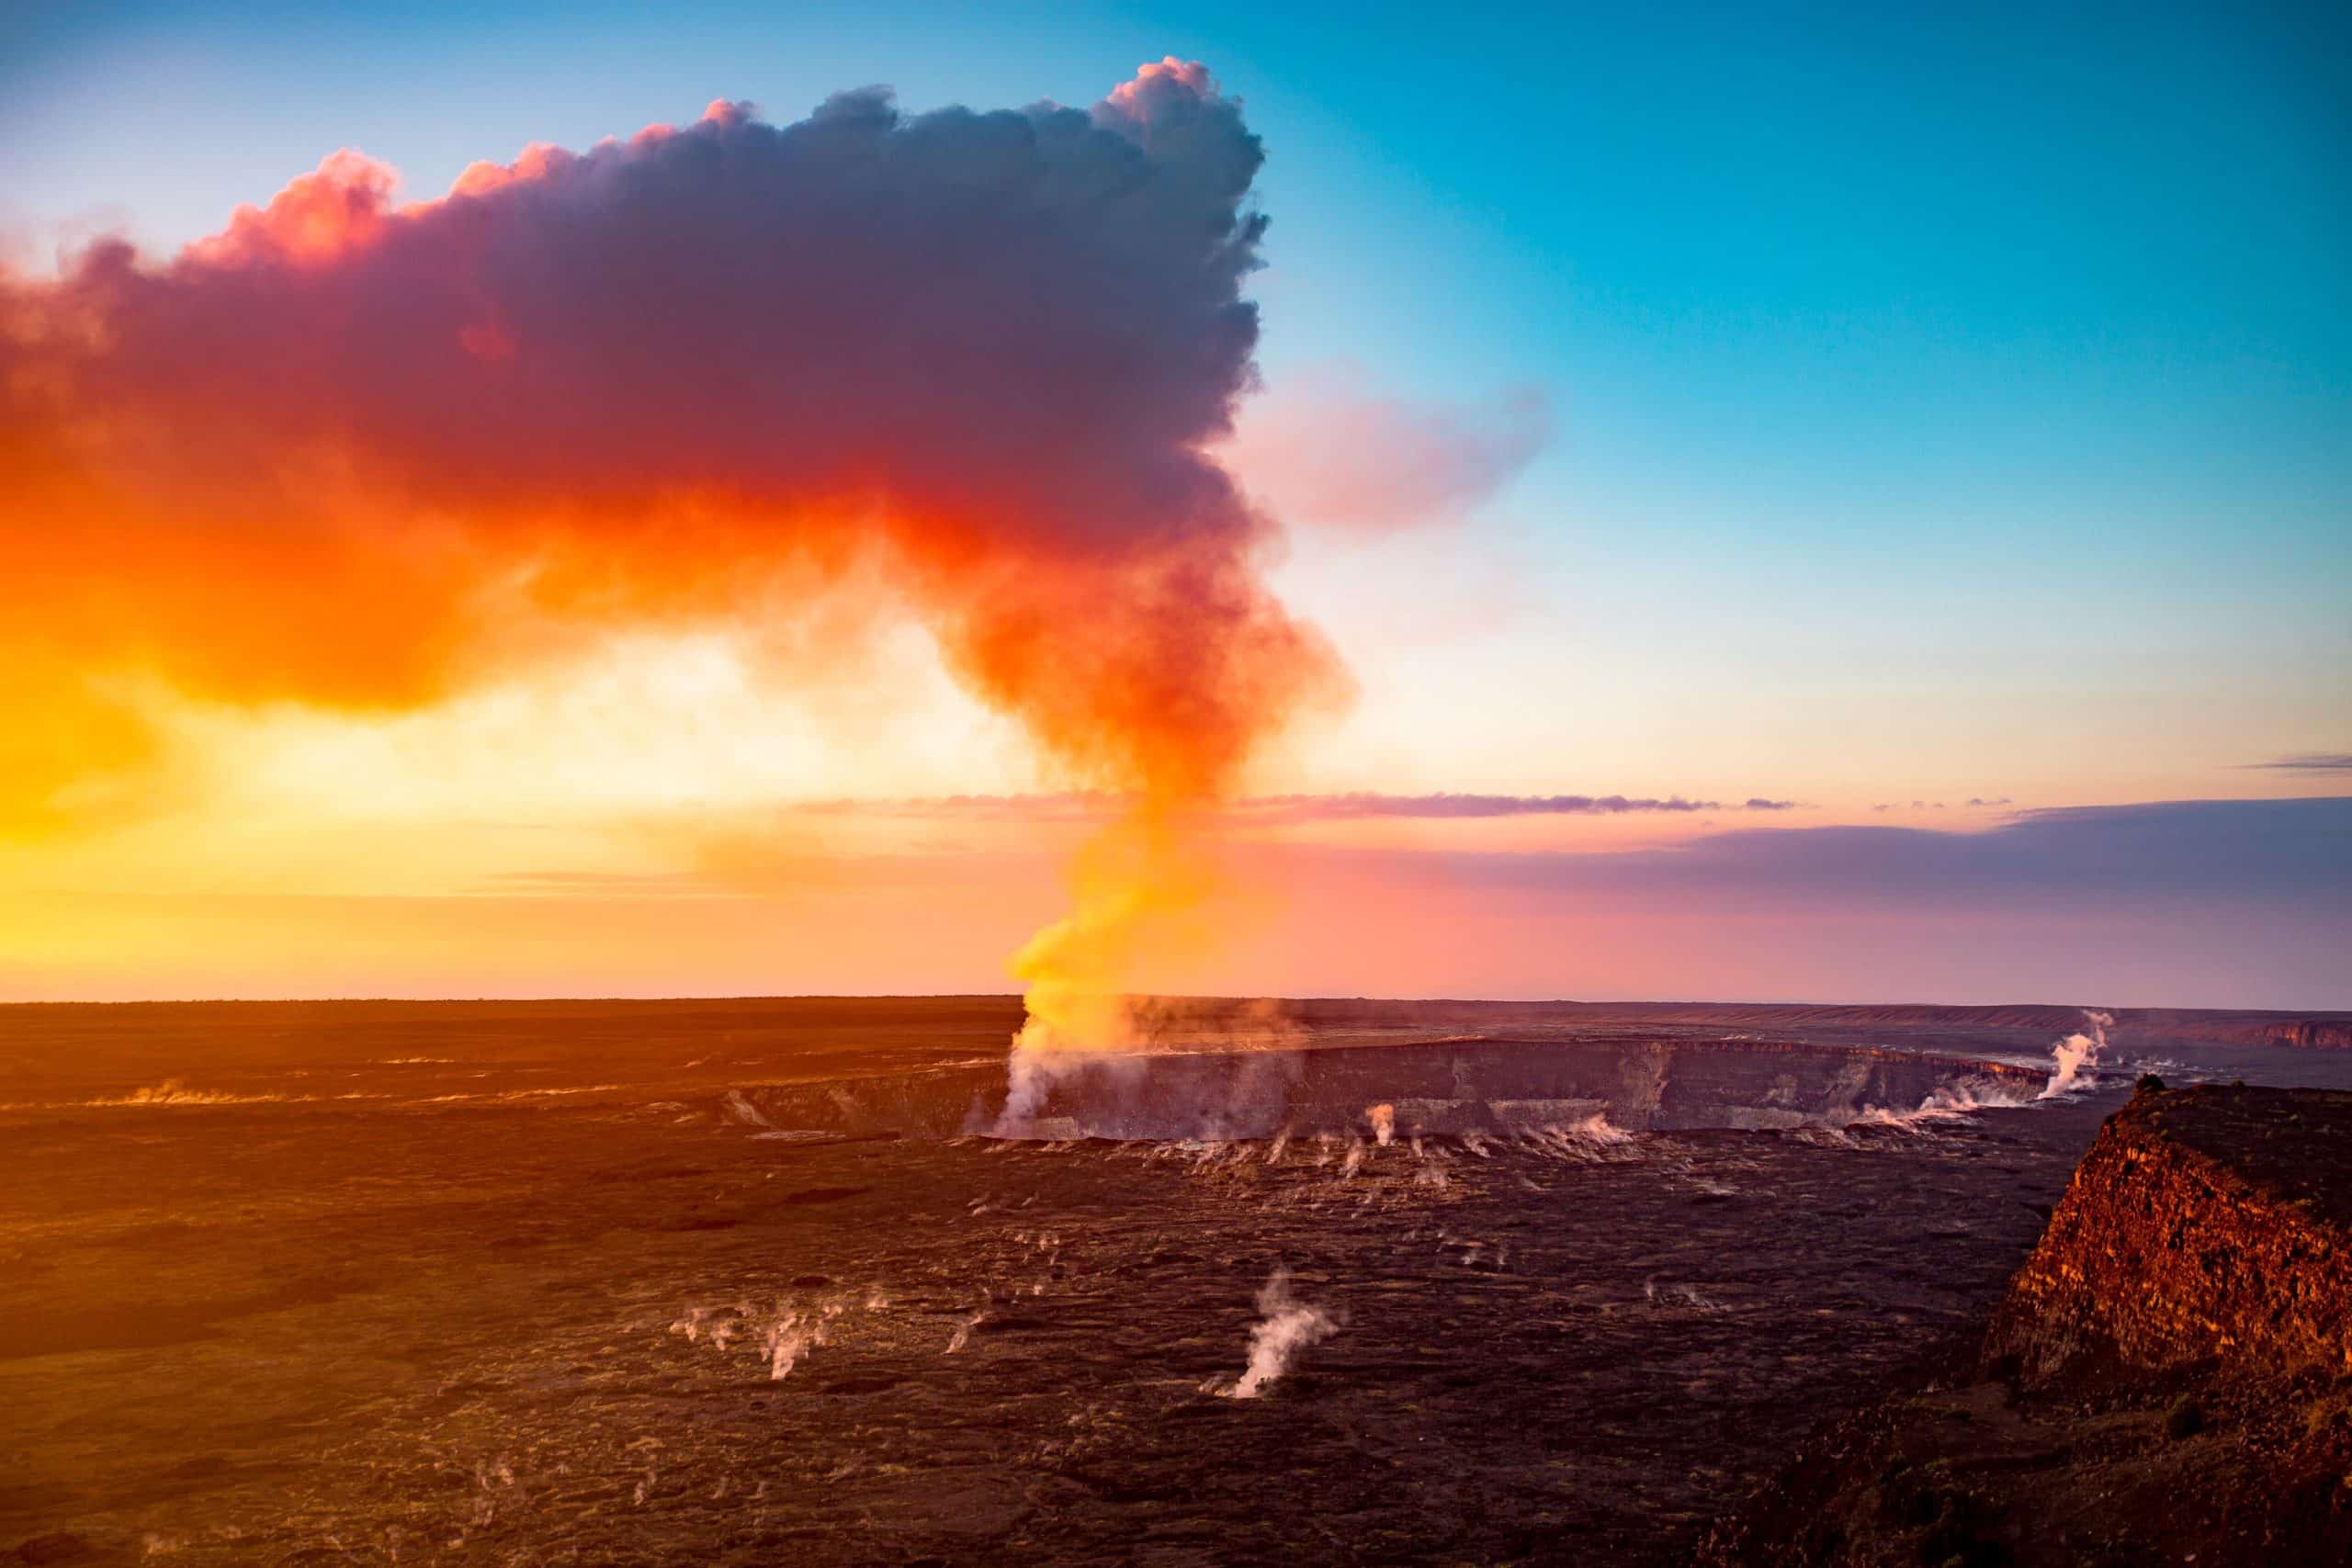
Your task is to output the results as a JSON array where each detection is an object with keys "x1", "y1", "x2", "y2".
[{"x1": 1703, "y1": 1086, "x2": 2352, "y2": 1566}]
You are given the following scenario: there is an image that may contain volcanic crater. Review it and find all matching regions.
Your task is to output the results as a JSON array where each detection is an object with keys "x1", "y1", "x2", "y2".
[{"x1": 4, "y1": 998, "x2": 2346, "y2": 1564}]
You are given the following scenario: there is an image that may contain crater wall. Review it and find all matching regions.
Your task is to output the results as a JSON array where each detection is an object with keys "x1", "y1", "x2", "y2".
[{"x1": 735, "y1": 1036, "x2": 2049, "y2": 1142}]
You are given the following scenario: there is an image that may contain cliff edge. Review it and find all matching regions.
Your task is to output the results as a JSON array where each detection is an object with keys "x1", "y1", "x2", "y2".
[
  {"x1": 1983, "y1": 1085, "x2": 2352, "y2": 1390},
  {"x1": 1704, "y1": 1085, "x2": 2352, "y2": 1566}
]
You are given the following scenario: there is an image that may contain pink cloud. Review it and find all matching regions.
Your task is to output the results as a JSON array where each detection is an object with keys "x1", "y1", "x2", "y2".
[{"x1": 1225, "y1": 370, "x2": 1551, "y2": 531}]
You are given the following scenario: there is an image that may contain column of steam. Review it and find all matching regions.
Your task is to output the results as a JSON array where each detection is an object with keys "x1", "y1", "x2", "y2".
[
  {"x1": 993, "y1": 547, "x2": 1341, "y2": 1129},
  {"x1": 987, "y1": 545, "x2": 1340, "y2": 1127},
  {"x1": 967, "y1": 67, "x2": 1346, "y2": 1131},
  {"x1": 1000, "y1": 798, "x2": 1212, "y2": 1126},
  {"x1": 0, "y1": 59, "x2": 1340, "y2": 1058}
]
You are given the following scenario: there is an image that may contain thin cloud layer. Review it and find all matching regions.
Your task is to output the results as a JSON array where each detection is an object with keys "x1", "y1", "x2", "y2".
[
  {"x1": 1417, "y1": 796, "x2": 2352, "y2": 905},
  {"x1": 776, "y1": 790, "x2": 1797, "y2": 822},
  {"x1": 1224, "y1": 373, "x2": 1551, "y2": 531},
  {"x1": 1239, "y1": 792, "x2": 1794, "y2": 821},
  {"x1": 2243, "y1": 753, "x2": 2352, "y2": 774}
]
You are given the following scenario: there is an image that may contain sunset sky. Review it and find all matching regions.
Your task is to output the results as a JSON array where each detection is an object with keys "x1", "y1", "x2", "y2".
[{"x1": 3, "y1": 1, "x2": 2346, "y2": 1006}]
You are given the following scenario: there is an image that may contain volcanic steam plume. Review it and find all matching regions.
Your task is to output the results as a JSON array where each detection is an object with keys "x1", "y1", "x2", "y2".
[{"x1": 2, "y1": 62, "x2": 1341, "y2": 1065}]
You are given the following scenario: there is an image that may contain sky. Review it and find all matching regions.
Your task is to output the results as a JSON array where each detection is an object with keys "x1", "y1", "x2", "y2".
[{"x1": 1, "y1": 1, "x2": 2346, "y2": 1007}]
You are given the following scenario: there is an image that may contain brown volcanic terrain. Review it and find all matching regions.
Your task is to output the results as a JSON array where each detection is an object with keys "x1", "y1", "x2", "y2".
[
  {"x1": 1707, "y1": 1084, "x2": 2352, "y2": 1566},
  {"x1": 3, "y1": 999, "x2": 2347, "y2": 1565}
]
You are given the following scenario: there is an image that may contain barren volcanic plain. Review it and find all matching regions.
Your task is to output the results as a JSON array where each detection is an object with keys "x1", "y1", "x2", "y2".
[{"x1": 5, "y1": 998, "x2": 2348, "y2": 1564}]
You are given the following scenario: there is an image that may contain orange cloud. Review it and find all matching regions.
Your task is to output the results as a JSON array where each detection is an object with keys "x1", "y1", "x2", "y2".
[
  {"x1": 2, "y1": 64, "x2": 1353, "y2": 1050},
  {"x1": 1, "y1": 64, "x2": 1342, "y2": 841},
  {"x1": 183, "y1": 149, "x2": 399, "y2": 266}
]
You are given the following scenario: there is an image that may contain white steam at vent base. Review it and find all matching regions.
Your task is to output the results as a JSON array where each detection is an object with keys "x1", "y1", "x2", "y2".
[
  {"x1": 2040, "y1": 1010, "x2": 2115, "y2": 1099},
  {"x1": 1213, "y1": 1266, "x2": 1338, "y2": 1399}
]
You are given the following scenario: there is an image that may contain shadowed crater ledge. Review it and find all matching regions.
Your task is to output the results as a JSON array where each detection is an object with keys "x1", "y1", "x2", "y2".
[{"x1": 1705, "y1": 1082, "x2": 2352, "y2": 1566}]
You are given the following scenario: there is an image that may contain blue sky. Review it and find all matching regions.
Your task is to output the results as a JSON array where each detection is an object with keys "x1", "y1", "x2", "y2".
[
  {"x1": 16, "y1": 0, "x2": 2340, "y2": 807},
  {"x1": 1, "y1": 2, "x2": 2345, "y2": 1002}
]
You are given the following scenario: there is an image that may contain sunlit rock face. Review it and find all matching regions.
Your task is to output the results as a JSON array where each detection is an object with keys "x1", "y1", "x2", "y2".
[
  {"x1": 2262, "y1": 1020, "x2": 2352, "y2": 1050},
  {"x1": 1983, "y1": 1083, "x2": 2352, "y2": 1386}
]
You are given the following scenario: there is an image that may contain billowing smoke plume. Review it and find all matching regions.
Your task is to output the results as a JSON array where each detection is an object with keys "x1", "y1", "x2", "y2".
[
  {"x1": 2039, "y1": 1009, "x2": 2114, "y2": 1099},
  {"x1": 1214, "y1": 1265, "x2": 1337, "y2": 1399},
  {"x1": 3, "y1": 62, "x2": 1342, "y2": 1042}
]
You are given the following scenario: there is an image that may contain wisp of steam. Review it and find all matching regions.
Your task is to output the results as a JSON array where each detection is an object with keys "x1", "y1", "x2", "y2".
[{"x1": 1215, "y1": 1266, "x2": 1337, "y2": 1399}]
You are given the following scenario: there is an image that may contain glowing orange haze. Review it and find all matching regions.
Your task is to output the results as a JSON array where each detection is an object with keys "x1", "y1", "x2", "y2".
[{"x1": 0, "y1": 63, "x2": 1345, "y2": 1045}]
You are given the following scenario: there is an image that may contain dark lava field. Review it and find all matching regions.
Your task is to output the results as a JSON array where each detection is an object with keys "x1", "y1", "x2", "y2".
[{"x1": 4, "y1": 998, "x2": 2346, "y2": 1565}]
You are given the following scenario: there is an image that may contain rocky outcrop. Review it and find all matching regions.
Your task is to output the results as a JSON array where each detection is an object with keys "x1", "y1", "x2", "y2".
[
  {"x1": 1982, "y1": 1085, "x2": 2352, "y2": 1386},
  {"x1": 1703, "y1": 1084, "x2": 2352, "y2": 1565}
]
